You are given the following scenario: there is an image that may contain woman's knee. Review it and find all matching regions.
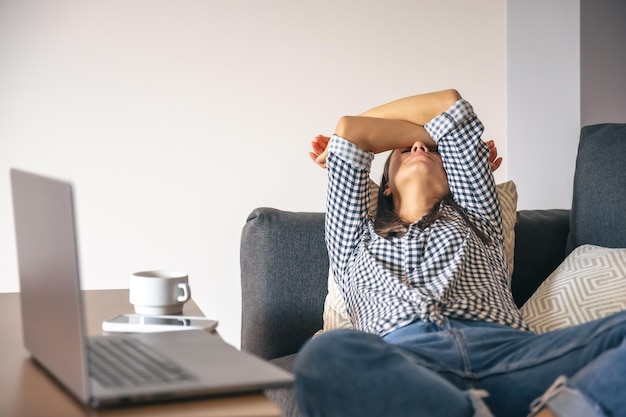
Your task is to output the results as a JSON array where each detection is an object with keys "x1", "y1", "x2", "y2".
[
  {"x1": 583, "y1": 309, "x2": 626, "y2": 347},
  {"x1": 293, "y1": 329, "x2": 483, "y2": 417},
  {"x1": 294, "y1": 329, "x2": 382, "y2": 376}
]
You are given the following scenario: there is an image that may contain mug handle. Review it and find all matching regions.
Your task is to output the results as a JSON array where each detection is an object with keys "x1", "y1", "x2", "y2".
[{"x1": 177, "y1": 283, "x2": 191, "y2": 303}]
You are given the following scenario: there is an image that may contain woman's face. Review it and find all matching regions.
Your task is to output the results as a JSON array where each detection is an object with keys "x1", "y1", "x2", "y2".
[{"x1": 384, "y1": 141, "x2": 450, "y2": 201}]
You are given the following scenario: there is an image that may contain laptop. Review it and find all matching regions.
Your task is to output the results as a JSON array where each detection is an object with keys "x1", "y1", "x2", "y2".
[{"x1": 10, "y1": 168, "x2": 294, "y2": 408}]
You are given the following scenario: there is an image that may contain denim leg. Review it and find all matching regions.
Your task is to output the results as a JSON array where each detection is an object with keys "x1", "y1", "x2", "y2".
[
  {"x1": 548, "y1": 329, "x2": 626, "y2": 417},
  {"x1": 460, "y1": 311, "x2": 626, "y2": 417},
  {"x1": 294, "y1": 312, "x2": 626, "y2": 417},
  {"x1": 528, "y1": 376, "x2": 608, "y2": 417},
  {"x1": 294, "y1": 329, "x2": 492, "y2": 417}
]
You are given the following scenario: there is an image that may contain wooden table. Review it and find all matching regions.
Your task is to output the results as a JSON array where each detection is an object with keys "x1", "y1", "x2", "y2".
[{"x1": 0, "y1": 290, "x2": 282, "y2": 417}]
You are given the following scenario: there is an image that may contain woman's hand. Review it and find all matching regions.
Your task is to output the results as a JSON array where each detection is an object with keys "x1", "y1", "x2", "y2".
[
  {"x1": 487, "y1": 140, "x2": 502, "y2": 172},
  {"x1": 309, "y1": 134, "x2": 330, "y2": 169}
]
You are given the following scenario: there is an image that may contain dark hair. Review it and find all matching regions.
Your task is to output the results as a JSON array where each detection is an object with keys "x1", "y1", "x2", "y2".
[{"x1": 373, "y1": 152, "x2": 491, "y2": 245}]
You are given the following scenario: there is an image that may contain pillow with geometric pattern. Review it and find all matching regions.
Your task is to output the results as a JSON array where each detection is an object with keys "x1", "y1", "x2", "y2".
[
  {"x1": 320, "y1": 180, "x2": 519, "y2": 333},
  {"x1": 520, "y1": 245, "x2": 626, "y2": 334}
]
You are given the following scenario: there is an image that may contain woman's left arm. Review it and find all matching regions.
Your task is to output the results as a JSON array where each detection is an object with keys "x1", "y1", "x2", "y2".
[{"x1": 426, "y1": 100, "x2": 502, "y2": 231}]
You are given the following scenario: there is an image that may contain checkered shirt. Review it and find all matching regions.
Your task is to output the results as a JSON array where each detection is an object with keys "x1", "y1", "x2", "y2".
[{"x1": 325, "y1": 99, "x2": 529, "y2": 336}]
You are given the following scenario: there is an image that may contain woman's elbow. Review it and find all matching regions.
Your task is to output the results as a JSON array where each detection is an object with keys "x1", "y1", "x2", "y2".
[
  {"x1": 334, "y1": 115, "x2": 356, "y2": 139},
  {"x1": 334, "y1": 116, "x2": 372, "y2": 150},
  {"x1": 443, "y1": 89, "x2": 462, "y2": 104}
]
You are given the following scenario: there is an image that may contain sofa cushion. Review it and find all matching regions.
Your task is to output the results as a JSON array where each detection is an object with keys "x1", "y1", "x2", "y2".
[
  {"x1": 322, "y1": 180, "x2": 518, "y2": 332},
  {"x1": 520, "y1": 245, "x2": 626, "y2": 333},
  {"x1": 566, "y1": 123, "x2": 626, "y2": 253}
]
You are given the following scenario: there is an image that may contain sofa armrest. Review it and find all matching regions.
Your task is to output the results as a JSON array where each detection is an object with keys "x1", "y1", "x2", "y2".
[
  {"x1": 511, "y1": 209, "x2": 570, "y2": 307},
  {"x1": 240, "y1": 207, "x2": 328, "y2": 360}
]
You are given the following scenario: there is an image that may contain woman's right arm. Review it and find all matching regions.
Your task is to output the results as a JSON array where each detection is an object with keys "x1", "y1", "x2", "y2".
[
  {"x1": 322, "y1": 89, "x2": 461, "y2": 158},
  {"x1": 359, "y1": 88, "x2": 461, "y2": 125},
  {"x1": 310, "y1": 89, "x2": 461, "y2": 166},
  {"x1": 334, "y1": 116, "x2": 431, "y2": 154}
]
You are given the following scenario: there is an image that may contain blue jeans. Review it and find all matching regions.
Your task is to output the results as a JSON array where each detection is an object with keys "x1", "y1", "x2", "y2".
[{"x1": 294, "y1": 311, "x2": 626, "y2": 417}]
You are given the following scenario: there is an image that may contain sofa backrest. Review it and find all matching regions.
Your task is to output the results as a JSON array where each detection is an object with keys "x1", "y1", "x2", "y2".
[{"x1": 566, "y1": 123, "x2": 626, "y2": 254}]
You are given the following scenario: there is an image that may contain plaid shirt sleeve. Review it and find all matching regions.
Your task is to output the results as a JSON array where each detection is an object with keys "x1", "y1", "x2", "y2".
[
  {"x1": 425, "y1": 99, "x2": 503, "y2": 239},
  {"x1": 324, "y1": 135, "x2": 374, "y2": 292}
]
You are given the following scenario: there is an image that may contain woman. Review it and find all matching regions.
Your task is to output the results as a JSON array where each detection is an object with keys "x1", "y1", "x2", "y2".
[{"x1": 295, "y1": 89, "x2": 626, "y2": 417}]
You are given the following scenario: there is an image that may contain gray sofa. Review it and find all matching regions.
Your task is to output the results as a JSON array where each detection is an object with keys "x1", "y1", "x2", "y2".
[{"x1": 240, "y1": 123, "x2": 626, "y2": 417}]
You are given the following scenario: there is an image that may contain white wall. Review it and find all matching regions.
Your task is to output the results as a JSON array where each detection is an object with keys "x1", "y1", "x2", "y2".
[
  {"x1": 0, "y1": 0, "x2": 506, "y2": 347},
  {"x1": 507, "y1": 0, "x2": 581, "y2": 210}
]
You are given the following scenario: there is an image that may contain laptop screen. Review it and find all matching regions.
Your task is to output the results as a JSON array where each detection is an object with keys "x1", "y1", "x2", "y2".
[{"x1": 11, "y1": 168, "x2": 90, "y2": 403}]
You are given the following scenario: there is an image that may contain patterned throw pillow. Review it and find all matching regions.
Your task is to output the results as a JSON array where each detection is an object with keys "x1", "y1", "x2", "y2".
[
  {"x1": 521, "y1": 245, "x2": 626, "y2": 334},
  {"x1": 321, "y1": 180, "x2": 518, "y2": 332}
]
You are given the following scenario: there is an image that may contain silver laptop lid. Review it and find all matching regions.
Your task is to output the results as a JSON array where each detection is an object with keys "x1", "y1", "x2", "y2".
[{"x1": 10, "y1": 168, "x2": 90, "y2": 403}]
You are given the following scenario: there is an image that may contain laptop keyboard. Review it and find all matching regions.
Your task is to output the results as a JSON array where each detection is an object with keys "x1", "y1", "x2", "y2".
[{"x1": 88, "y1": 337, "x2": 197, "y2": 388}]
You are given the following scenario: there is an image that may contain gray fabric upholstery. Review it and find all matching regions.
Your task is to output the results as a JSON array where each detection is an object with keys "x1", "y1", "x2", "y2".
[{"x1": 567, "y1": 123, "x2": 626, "y2": 253}]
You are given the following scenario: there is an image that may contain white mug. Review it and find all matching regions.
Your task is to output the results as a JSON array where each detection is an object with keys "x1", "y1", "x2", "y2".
[{"x1": 129, "y1": 270, "x2": 191, "y2": 315}]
